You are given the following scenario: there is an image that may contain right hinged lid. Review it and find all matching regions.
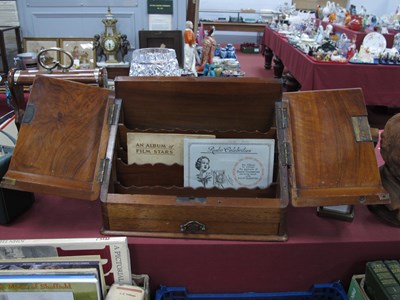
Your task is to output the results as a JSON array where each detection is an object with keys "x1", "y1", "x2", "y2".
[{"x1": 278, "y1": 88, "x2": 389, "y2": 207}]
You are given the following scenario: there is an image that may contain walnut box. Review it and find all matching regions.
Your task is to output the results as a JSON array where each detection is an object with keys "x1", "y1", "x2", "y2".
[{"x1": 0, "y1": 76, "x2": 389, "y2": 241}]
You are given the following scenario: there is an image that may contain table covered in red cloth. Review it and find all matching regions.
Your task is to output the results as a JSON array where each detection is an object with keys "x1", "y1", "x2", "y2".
[
  {"x1": 317, "y1": 20, "x2": 395, "y2": 50},
  {"x1": 263, "y1": 26, "x2": 400, "y2": 107}
]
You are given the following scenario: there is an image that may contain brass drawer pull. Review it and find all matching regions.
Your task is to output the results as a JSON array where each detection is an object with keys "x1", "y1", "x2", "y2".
[{"x1": 180, "y1": 221, "x2": 206, "y2": 233}]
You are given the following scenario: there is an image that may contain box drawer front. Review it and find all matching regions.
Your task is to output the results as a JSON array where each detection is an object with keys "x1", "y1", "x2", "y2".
[{"x1": 101, "y1": 195, "x2": 287, "y2": 241}]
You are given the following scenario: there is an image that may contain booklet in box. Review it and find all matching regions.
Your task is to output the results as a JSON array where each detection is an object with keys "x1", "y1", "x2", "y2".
[
  {"x1": 184, "y1": 138, "x2": 275, "y2": 189},
  {"x1": 127, "y1": 132, "x2": 215, "y2": 165}
]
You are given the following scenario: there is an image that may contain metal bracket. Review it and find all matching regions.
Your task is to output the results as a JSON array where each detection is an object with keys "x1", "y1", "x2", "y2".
[
  {"x1": 281, "y1": 142, "x2": 292, "y2": 167},
  {"x1": 1, "y1": 177, "x2": 16, "y2": 185},
  {"x1": 21, "y1": 104, "x2": 35, "y2": 124},
  {"x1": 352, "y1": 116, "x2": 372, "y2": 142},
  {"x1": 108, "y1": 103, "x2": 117, "y2": 125},
  {"x1": 277, "y1": 107, "x2": 288, "y2": 129}
]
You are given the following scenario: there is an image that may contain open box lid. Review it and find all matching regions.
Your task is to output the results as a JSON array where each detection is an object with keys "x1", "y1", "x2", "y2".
[
  {"x1": 0, "y1": 76, "x2": 121, "y2": 200},
  {"x1": 277, "y1": 88, "x2": 389, "y2": 207}
]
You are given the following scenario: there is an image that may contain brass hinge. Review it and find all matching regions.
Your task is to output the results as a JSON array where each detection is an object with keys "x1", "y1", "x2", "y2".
[
  {"x1": 282, "y1": 142, "x2": 292, "y2": 167},
  {"x1": 107, "y1": 103, "x2": 117, "y2": 125},
  {"x1": 378, "y1": 192, "x2": 390, "y2": 201},
  {"x1": 97, "y1": 158, "x2": 109, "y2": 183},
  {"x1": 1, "y1": 177, "x2": 16, "y2": 185},
  {"x1": 277, "y1": 107, "x2": 288, "y2": 129}
]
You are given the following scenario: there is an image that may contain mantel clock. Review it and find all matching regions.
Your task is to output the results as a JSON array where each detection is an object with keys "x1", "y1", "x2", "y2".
[{"x1": 101, "y1": 7, "x2": 121, "y2": 63}]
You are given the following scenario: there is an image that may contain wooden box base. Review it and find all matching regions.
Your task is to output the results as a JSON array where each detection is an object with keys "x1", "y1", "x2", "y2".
[{"x1": 101, "y1": 195, "x2": 287, "y2": 241}]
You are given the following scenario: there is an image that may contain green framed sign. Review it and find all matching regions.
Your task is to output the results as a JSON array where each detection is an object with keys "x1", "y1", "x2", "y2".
[{"x1": 148, "y1": 0, "x2": 173, "y2": 15}]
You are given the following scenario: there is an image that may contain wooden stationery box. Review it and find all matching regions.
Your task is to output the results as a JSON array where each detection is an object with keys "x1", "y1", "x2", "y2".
[
  {"x1": 0, "y1": 76, "x2": 389, "y2": 242},
  {"x1": 105, "y1": 76, "x2": 287, "y2": 241},
  {"x1": 103, "y1": 77, "x2": 388, "y2": 240}
]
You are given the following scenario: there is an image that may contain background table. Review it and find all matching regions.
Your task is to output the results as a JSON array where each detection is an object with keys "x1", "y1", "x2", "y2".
[
  {"x1": 201, "y1": 21, "x2": 266, "y2": 33},
  {"x1": 318, "y1": 20, "x2": 396, "y2": 50},
  {"x1": 262, "y1": 26, "x2": 400, "y2": 107}
]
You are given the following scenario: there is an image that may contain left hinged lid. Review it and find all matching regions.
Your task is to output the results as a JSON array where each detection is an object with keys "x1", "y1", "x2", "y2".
[{"x1": 0, "y1": 76, "x2": 121, "y2": 200}]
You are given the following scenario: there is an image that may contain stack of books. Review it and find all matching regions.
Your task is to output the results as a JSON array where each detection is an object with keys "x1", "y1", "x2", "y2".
[
  {"x1": 347, "y1": 260, "x2": 400, "y2": 300},
  {"x1": 0, "y1": 237, "x2": 133, "y2": 300},
  {"x1": 364, "y1": 260, "x2": 400, "y2": 300},
  {"x1": 0, "y1": 255, "x2": 106, "y2": 299}
]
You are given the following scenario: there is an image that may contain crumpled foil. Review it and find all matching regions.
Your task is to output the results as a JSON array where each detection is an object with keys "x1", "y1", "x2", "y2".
[{"x1": 129, "y1": 48, "x2": 181, "y2": 76}]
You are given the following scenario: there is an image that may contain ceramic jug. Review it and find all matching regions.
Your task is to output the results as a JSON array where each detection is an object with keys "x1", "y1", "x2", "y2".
[
  {"x1": 226, "y1": 44, "x2": 237, "y2": 59},
  {"x1": 220, "y1": 47, "x2": 227, "y2": 58}
]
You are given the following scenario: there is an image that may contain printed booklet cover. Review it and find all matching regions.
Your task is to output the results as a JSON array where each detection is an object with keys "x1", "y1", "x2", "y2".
[
  {"x1": 184, "y1": 138, "x2": 275, "y2": 189},
  {"x1": 127, "y1": 132, "x2": 215, "y2": 165}
]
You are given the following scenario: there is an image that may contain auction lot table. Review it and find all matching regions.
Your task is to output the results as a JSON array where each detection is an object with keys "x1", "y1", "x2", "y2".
[
  {"x1": 317, "y1": 20, "x2": 395, "y2": 50},
  {"x1": 262, "y1": 26, "x2": 400, "y2": 107}
]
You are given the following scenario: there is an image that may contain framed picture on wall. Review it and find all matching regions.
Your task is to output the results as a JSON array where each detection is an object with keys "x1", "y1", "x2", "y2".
[{"x1": 59, "y1": 38, "x2": 96, "y2": 69}]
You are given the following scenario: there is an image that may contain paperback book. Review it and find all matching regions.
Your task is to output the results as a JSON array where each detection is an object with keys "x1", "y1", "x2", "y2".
[
  {"x1": 0, "y1": 237, "x2": 132, "y2": 287},
  {"x1": 0, "y1": 272, "x2": 102, "y2": 300},
  {"x1": 0, "y1": 255, "x2": 106, "y2": 298}
]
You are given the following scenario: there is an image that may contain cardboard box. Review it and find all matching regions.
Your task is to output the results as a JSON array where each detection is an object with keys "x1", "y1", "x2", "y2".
[{"x1": 348, "y1": 274, "x2": 370, "y2": 300}]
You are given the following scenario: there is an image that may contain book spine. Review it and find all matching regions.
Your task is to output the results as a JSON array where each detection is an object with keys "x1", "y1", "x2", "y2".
[
  {"x1": 385, "y1": 260, "x2": 400, "y2": 283},
  {"x1": 384, "y1": 260, "x2": 400, "y2": 296},
  {"x1": 365, "y1": 260, "x2": 400, "y2": 300}
]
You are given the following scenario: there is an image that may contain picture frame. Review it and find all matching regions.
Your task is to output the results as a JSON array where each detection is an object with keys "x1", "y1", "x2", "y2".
[
  {"x1": 23, "y1": 37, "x2": 59, "y2": 57},
  {"x1": 316, "y1": 205, "x2": 355, "y2": 222},
  {"x1": 23, "y1": 37, "x2": 59, "y2": 70},
  {"x1": 59, "y1": 37, "x2": 96, "y2": 69},
  {"x1": 0, "y1": 26, "x2": 23, "y2": 73},
  {"x1": 139, "y1": 30, "x2": 183, "y2": 67}
]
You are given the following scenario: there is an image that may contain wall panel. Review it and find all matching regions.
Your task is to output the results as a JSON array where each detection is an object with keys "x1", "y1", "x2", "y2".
[
  {"x1": 29, "y1": 12, "x2": 136, "y2": 48},
  {"x1": 24, "y1": 0, "x2": 138, "y2": 7}
]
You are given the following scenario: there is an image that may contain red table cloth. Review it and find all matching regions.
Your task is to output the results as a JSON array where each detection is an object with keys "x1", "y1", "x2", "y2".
[
  {"x1": 263, "y1": 26, "x2": 400, "y2": 107},
  {"x1": 318, "y1": 20, "x2": 395, "y2": 50}
]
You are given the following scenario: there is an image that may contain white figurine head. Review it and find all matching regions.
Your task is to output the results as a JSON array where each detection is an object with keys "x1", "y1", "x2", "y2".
[
  {"x1": 186, "y1": 21, "x2": 193, "y2": 30},
  {"x1": 208, "y1": 26, "x2": 216, "y2": 37}
]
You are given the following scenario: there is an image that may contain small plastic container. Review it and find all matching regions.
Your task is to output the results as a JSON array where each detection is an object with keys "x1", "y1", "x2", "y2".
[{"x1": 155, "y1": 282, "x2": 349, "y2": 300}]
